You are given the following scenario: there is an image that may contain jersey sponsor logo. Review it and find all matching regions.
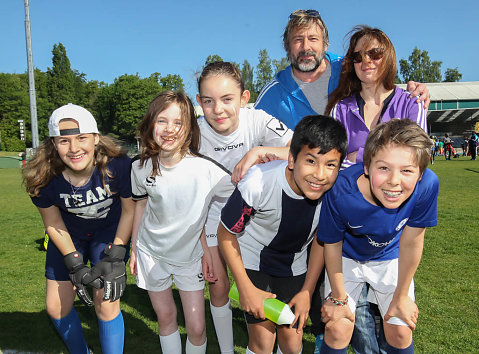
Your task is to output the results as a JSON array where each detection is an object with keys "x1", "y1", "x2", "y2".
[
  {"x1": 266, "y1": 118, "x2": 288, "y2": 137},
  {"x1": 395, "y1": 218, "x2": 409, "y2": 231},
  {"x1": 214, "y1": 142, "x2": 244, "y2": 151},
  {"x1": 231, "y1": 205, "x2": 253, "y2": 233},
  {"x1": 206, "y1": 233, "x2": 217, "y2": 238},
  {"x1": 145, "y1": 176, "x2": 156, "y2": 186},
  {"x1": 366, "y1": 234, "x2": 396, "y2": 248}
]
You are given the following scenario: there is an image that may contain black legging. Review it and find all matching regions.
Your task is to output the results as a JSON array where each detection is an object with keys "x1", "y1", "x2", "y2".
[
  {"x1": 444, "y1": 143, "x2": 453, "y2": 159},
  {"x1": 470, "y1": 142, "x2": 477, "y2": 160}
]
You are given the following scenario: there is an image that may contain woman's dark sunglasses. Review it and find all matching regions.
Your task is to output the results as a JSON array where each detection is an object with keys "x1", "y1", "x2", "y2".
[{"x1": 351, "y1": 48, "x2": 385, "y2": 64}]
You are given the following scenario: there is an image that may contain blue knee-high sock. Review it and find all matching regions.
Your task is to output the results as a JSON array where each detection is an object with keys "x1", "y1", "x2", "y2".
[
  {"x1": 320, "y1": 340, "x2": 348, "y2": 354},
  {"x1": 387, "y1": 340, "x2": 414, "y2": 354},
  {"x1": 98, "y1": 311, "x2": 125, "y2": 354},
  {"x1": 50, "y1": 308, "x2": 89, "y2": 354}
]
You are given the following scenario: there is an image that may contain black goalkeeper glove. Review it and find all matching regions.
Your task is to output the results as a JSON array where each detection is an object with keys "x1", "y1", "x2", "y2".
[
  {"x1": 82, "y1": 243, "x2": 127, "y2": 302},
  {"x1": 64, "y1": 251, "x2": 103, "y2": 306}
]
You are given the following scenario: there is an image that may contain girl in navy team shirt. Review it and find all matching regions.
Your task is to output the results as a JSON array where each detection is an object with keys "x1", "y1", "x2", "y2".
[{"x1": 24, "y1": 103, "x2": 134, "y2": 354}]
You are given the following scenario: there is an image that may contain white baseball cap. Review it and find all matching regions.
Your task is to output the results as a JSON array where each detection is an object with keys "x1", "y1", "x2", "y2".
[{"x1": 48, "y1": 103, "x2": 99, "y2": 137}]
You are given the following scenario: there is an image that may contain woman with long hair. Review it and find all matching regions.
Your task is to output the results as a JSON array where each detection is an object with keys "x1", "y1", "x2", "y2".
[{"x1": 325, "y1": 25, "x2": 427, "y2": 169}]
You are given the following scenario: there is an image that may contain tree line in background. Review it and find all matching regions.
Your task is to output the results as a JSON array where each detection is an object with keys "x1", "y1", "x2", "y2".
[{"x1": 0, "y1": 43, "x2": 462, "y2": 151}]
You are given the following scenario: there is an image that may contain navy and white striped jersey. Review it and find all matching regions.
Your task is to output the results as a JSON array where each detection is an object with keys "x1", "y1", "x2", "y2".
[{"x1": 221, "y1": 160, "x2": 323, "y2": 277}]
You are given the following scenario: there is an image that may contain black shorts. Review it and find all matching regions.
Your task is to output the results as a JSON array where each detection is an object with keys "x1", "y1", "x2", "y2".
[{"x1": 244, "y1": 269, "x2": 306, "y2": 326}]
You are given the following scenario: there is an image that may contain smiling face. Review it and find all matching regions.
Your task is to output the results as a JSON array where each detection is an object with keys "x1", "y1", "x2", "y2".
[
  {"x1": 288, "y1": 24, "x2": 326, "y2": 73},
  {"x1": 362, "y1": 144, "x2": 422, "y2": 209},
  {"x1": 353, "y1": 37, "x2": 383, "y2": 85},
  {"x1": 286, "y1": 145, "x2": 341, "y2": 200},
  {"x1": 196, "y1": 75, "x2": 249, "y2": 136},
  {"x1": 53, "y1": 119, "x2": 98, "y2": 174},
  {"x1": 153, "y1": 103, "x2": 185, "y2": 157}
]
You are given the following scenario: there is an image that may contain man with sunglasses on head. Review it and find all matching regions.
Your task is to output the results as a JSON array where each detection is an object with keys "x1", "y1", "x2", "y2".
[{"x1": 254, "y1": 9, "x2": 429, "y2": 130}]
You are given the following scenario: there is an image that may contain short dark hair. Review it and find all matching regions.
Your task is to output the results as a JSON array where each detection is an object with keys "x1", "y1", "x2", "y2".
[{"x1": 290, "y1": 115, "x2": 348, "y2": 163}]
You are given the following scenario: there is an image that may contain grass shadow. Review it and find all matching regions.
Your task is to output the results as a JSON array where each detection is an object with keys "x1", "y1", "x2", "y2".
[{"x1": 35, "y1": 236, "x2": 46, "y2": 252}]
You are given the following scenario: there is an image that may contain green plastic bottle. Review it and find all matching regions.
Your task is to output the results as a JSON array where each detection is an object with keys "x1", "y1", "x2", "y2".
[{"x1": 228, "y1": 283, "x2": 295, "y2": 325}]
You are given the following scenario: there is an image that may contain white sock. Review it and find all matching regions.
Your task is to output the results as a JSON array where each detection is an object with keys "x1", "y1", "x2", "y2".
[
  {"x1": 210, "y1": 300, "x2": 234, "y2": 354},
  {"x1": 159, "y1": 329, "x2": 181, "y2": 354},
  {"x1": 246, "y1": 347, "x2": 256, "y2": 354},
  {"x1": 277, "y1": 344, "x2": 302, "y2": 354},
  {"x1": 185, "y1": 337, "x2": 207, "y2": 354}
]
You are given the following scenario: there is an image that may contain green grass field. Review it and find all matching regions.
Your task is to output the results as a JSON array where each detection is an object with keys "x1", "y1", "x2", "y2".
[{"x1": 0, "y1": 157, "x2": 478, "y2": 353}]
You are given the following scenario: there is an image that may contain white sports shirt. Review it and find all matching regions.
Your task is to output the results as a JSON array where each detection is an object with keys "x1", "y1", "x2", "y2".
[
  {"x1": 198, "y1": 107, "x2": 293, "y2": 244},
  {"x1": 131, "y1": 154, "x2": 234, "y2": 266}
]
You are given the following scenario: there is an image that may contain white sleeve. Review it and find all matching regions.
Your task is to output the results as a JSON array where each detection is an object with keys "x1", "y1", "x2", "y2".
[
  {"x1": 131, "y1": 160, "x2": 148, "y2": 200},
  {"x1": 252, "y1": 109, "x2": 293, "y2": 146},
  {"x1": 212, "y1": 173, "x2": 235, "y2": 199}
]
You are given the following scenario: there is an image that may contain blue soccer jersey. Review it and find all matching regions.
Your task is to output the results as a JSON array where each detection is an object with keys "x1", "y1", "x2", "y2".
[
  {"x1": 31, "y1": 155, "x2": 132, "y2": 240},
  {"x1": 317, "y1": 163, "x2": 438, "y2": 261},
  {"x1": 221, "y1": 160, "x2": 322, "y2": 277}
]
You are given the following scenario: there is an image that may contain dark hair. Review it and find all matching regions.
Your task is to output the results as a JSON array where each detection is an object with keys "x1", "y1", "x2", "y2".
[
  {"x1": 137, "y1": 91, "x2": 200, "y2": 176},
  {"x1": 363, "y1": 119, "x2": 432, "y2": 174},
  {"x1": 325, "y1": 25, "x2": 396, "y2": 114},
  {"x1": 290, "y1": 115, "x2": 348, "y2": 163},
  {"x1": 197, "y1": 61, "x2": 244, "y2": 93}
]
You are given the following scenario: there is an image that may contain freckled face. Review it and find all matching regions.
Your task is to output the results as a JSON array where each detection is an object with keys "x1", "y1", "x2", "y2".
[
  {"x1": 364, "y1": 144, "x2": 422, "y2": 209},
  {"x1": 153, "y1": 103, "x2": 184, "y2": 155}
]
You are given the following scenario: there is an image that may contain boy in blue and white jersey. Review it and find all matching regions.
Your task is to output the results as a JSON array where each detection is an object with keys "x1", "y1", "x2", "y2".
[
  {"x1": 318, "y1": 119, "x2": 439, "y2": 354},
  {"x1": 218, "y1": 115, "x2": 348, "y2": 354}
]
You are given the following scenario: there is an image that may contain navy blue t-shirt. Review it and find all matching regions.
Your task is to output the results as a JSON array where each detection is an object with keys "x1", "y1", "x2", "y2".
[{"x1": 31, "y1": 155, "x2": 132, "y2": 240}]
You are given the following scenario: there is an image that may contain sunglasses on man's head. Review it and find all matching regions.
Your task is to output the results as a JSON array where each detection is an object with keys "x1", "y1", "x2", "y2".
[
  {"x1": 351, "y1": 48, "x2": 385, "y2": 64},
  {"x1": 289, "y1": 9, "x2": 321, "y2": 19}
]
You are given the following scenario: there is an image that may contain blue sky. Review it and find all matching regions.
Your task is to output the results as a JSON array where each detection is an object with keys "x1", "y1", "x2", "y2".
[{"x1": 1, "y1": 0, "x2": 477, "y2": 98}]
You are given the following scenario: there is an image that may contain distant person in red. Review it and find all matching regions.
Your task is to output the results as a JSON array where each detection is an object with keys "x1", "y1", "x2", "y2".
[
  {"x1": 443, "y1": 133, "x2": 453, "y2": 160},
  {"x1": 20, "y1": 151, "x2": 26, "y2": 168}
]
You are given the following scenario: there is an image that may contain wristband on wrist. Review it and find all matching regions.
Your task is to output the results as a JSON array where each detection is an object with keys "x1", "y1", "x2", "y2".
[{"x1": 326, "y1": 293, "x2": 348, "y2": 306}]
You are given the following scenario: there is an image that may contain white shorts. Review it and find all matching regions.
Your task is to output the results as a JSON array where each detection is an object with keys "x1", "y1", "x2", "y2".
[
  {"x1": 324, "y1": 256, "x2": 415, "y2": 326},
  {"x1": 136, "y1": 248, "x2": 205, "y2": 292}
]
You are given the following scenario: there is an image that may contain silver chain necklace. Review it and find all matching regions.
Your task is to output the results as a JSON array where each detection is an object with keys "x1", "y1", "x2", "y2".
[{"x1": 67, "y1": 172, "x2": 93, "y2": 207}]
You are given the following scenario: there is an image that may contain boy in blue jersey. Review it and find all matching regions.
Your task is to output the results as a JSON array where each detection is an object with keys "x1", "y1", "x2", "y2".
[
  {"x1": 218, "y1": 115, "x2": 348, "y2": 354},
  {"x1": 317, "y1": 119, "x2": 438, "y2": 354}
]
